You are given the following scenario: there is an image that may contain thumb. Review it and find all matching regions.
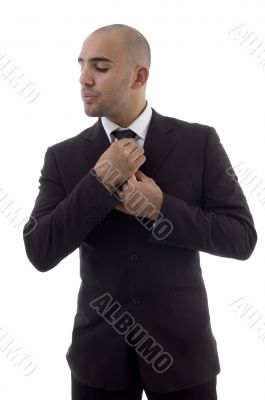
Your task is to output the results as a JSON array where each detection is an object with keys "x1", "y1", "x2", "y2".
[{"x1": 135, "y1": 170, "x2": 148, "y2": 181}]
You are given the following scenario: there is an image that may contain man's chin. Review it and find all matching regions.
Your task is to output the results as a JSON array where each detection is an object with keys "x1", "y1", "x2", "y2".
[{"x1": 84, "y1": 107, "x2": 100, "y2": 117}]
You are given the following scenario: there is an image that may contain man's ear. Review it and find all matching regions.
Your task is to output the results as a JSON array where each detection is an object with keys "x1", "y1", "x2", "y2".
[{"x1": 132, "y1": 66, "x2": 149, "y2": 89}]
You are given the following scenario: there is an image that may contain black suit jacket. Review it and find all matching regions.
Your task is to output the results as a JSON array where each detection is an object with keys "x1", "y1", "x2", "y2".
[{"x1": 23, "y1": 108, "x2": 257, "y2": 392}]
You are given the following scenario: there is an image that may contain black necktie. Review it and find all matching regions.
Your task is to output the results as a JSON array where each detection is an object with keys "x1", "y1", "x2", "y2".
[{"x1": 112, "y1": 129, "x2": 137, "y2": 141}]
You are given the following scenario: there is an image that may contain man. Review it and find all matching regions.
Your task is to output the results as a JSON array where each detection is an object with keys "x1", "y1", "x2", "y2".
[{"x1": 23, "y1": 24, "x2": 257, "y2": 400}]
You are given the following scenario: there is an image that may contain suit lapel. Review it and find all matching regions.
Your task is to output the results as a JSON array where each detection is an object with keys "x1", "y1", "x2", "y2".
[
  {"x1": 82, "y1": 117, "x2": 111, "y2": 169},
  {"x1": 139, "y1": 108, "x2": 178, "y2": 178}
]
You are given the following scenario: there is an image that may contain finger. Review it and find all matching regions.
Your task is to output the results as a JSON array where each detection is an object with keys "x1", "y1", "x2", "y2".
[
  {"x1": 127, "y1": 174, "x2": 137, "y2": 183},
  {"x1": 135, "y1": 170, "x2": 147, "y2": 181},
  {"x1": 124, "y1": 141, "x2": 142, "y2": 153},
  {"x1": 120, "y1": 138, "x2": 137, "y2": 147},
  {"x1": 131, "y1": 145, "x2": 144, "y2": 155},
  {"x1": 126, "y1": 176, "x2": 138, "y2": 189}
]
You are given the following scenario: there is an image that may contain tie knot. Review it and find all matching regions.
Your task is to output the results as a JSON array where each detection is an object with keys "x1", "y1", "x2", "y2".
[{"x1": 112, "y1": 129, "x2": 137, "y2": 141}]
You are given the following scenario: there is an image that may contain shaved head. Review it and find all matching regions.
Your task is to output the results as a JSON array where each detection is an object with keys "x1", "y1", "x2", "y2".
[
  {"x1": 91, "y1": 24, "x2": 151, "y2": 70},
  {"x1": 79, "y1": 24, "x2": 150, "y2": 126}
]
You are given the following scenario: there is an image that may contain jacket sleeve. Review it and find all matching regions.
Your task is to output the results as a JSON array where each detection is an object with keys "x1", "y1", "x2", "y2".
[
  {"x1": 23, "y1": 146, "x2": 119, "y2": 272},
  {"x1": 148, "y1": 126, "x2": 258, "y2": 260}
]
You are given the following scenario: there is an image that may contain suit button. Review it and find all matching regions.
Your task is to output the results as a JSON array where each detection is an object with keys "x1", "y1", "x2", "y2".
[
  {"x1": 132, "y1": 296, "x2": 142, "y2": 305},
  {"x1": 130, "y1": 253, "x2": 139, "y2": 262}
]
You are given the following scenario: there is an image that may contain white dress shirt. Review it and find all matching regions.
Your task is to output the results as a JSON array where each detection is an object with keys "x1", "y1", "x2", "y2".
[{"x1": 101, "y1": 101, "x2": 152, "y2": 146}]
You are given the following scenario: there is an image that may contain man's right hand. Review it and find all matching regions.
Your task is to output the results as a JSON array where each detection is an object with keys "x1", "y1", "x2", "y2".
[{"x1": 93, "y1": 138, "x2": 146, "y2": 192}]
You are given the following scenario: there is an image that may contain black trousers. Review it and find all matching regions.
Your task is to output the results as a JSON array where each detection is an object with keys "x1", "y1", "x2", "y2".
[{"x1": 71, "y1": 374, "x2": 218, "y2": 400}]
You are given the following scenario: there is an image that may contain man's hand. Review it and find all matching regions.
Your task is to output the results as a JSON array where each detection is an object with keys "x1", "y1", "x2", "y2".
[
  {"x1": 115, "y1": 170, "x2": 163, "y2": 221},
  {"x1": 94, "y1": 138, "x2": 146, "y2": 192}
]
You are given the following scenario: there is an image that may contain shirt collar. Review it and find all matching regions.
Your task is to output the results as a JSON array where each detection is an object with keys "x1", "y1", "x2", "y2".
[{"x1": 101, "y1": 101, "x2": 152, "y2": 142}]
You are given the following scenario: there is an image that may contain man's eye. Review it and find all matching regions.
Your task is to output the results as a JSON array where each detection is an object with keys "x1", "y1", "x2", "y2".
[{"x1": 96, "y1": 67, "x2": 109, "y2": 72}]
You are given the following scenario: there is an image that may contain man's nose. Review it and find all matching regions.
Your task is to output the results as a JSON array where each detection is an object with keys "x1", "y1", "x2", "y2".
[{"x1": 79, "y1": 66, "x2": 94, "y2": 86}]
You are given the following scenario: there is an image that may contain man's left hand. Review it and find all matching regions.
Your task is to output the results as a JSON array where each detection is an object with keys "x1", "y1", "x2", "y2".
[{"x1": 115, "y1": 170, "x2": 163, "y2": 221}]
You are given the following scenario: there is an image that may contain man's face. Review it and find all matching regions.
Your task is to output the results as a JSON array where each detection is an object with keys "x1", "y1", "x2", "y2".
[{"x1": 78, "y1": 32, "x2": 133, "y2": 119}]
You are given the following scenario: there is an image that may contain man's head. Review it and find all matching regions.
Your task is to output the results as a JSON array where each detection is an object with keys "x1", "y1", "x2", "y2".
[{"x1": 78, "y1": 24, "x2": 151, "y2": 126}]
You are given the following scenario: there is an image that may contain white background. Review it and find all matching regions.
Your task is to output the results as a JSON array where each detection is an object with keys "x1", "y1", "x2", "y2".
[{"x1": 0, "y1": 0, "x2": 264, "y2": 399}]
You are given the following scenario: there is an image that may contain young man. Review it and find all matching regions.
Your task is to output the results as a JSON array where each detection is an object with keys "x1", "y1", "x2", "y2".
[{"x1": 23, "y1": 24, "x2": 257, "y2": 400}]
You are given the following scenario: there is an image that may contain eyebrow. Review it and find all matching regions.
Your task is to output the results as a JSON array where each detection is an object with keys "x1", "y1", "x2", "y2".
[{"x1": 77, "y1": 56, "x2": 114, "y2": 64}]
